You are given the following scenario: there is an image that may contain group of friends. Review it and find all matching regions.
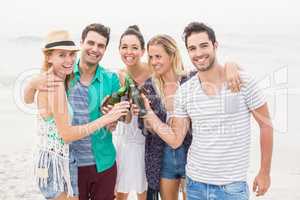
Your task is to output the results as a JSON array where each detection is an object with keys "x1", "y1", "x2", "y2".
[{"x1": 23, "y1": 22, "x2": 273, "y2": 200}]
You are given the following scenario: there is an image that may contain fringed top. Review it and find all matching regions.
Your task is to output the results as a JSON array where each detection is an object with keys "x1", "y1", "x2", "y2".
[{"x1": 34, "y1": 112, "x2": 73, "y2": 197}]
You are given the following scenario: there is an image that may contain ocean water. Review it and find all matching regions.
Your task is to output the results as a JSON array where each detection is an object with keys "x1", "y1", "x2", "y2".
[{"x1": 0, "y1": 28, "x2": 300, "y2": 199}]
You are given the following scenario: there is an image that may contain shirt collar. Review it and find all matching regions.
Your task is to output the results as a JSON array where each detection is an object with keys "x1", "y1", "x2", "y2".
[{"x1": 74, "y1": 60, "x2": 103, "y2": 83}]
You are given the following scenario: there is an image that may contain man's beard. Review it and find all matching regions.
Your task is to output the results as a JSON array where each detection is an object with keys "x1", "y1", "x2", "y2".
[{"x1": 197, "y1": 55, "x2": 215, "y2": 72}]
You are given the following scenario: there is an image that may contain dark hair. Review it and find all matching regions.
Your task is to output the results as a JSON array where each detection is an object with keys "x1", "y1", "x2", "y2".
[
  {"x1": 182, "y1": 22, "x2": 216, "y2": 48},
  {"x1": 119, "y1": 25, "x2": 145, "y2": 50},
  {"x1": 81, "y1": 23, "x2": 110, "y2": 46}
]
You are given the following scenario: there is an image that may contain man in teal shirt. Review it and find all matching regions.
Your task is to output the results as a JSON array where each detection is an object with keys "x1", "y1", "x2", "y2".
[
  {"x1": 69, "y1": 57, "x2": 120, "y2": 174},
  {"x1": 67, "y1": 23, "x2": 120, "y2": 200}
]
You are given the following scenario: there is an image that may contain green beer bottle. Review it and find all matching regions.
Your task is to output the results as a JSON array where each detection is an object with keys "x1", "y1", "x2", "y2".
[
  {"x1": 102, "y1": 85, "x2": 128, "y2": 107},
  {"x1": 129, "y1": 81, "x2": 147, "y2": 118},
  {"x1": 101, "y1": 74, "x2": 147, "y2": 119},
  {"x1": 101, "y1": 75, "x2": 132, "y2": 122}
]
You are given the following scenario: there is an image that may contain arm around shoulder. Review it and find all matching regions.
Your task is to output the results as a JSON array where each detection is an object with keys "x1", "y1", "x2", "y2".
[{"x1": 24, "y1": 78, "x2": 38, "y2": 104}]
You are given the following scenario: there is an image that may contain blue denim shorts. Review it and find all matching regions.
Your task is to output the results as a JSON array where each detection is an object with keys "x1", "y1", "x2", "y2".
[
  {"x1": 186, "y1": 176, "x2": 249, "y2": 200},
  {"x1": 69, "y1": 150, "x2": 79, "y2": 197},
  {"x1": 160, "y1": 145, "x2": 187, "y2": 179},
  {"x1": 38, "y1": 164, "x2": 64, "y2": 199},
  {"x1": 38, "y1": 151, "x2": 79, "y2": 199},
  {"x1": 39, "y1": 171, "x2": 64, "y2": 199}
]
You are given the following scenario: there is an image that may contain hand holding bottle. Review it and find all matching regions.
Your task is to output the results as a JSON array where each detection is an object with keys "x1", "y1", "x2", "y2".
[
  {"x1": 129, "y1": 83, "x2": 147, "y2": 117},
  {"x1": 103, "y1": 101, "x2": 131, "y2": 123}
]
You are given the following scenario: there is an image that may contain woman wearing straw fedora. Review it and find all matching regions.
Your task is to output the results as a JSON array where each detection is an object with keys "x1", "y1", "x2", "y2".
[{"x1": 34, "y1": 30, "x2": 130, "y2": 200}]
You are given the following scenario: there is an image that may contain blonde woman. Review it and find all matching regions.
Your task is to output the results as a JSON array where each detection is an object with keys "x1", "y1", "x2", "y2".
[{"x1": 33, "y1": 30, "x2": 129, "y2": 200}]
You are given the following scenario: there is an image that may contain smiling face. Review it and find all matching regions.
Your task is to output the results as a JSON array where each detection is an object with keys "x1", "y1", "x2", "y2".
[
  {"x1": 119, "y1": 34, "x2": 144, "y2": 67},
  {"x1": 148, "y1": 44, "x2": 173, "y2": 76},
  {"x1": 187, "y1": 32, "x2": 218, "y2": 72},
  {"x1": 80, "y1": 31, "x2": 107, "y2": 67},
  {"x1": 48, "y1": 49, "x2": 77, "y2": 77}
]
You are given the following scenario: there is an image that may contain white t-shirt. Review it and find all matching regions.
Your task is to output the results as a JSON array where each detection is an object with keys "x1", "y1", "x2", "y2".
[{"x1": 173, "y1": 71, "x2": 266, "y2": 185}]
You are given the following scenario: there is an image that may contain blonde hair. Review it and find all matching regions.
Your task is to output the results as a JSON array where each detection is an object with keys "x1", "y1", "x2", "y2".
[
  {"x1": 42, "y1": 50, "x2": 53, "y2": 72},
  {"x1": 42, "y1": 50, "x2": 74, "y2": 91},
  {"x1": 147, "y1": 34, "x2": 186, "y2": 100}
]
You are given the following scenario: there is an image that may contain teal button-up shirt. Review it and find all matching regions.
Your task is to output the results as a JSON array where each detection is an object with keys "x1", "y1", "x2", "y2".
[{"x1": 69, "y1": 61, "x2": 120, "y2": 172}]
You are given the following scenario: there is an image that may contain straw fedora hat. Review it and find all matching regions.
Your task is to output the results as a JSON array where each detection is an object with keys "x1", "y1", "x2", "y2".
[{"x1": 43, "y1": 30, "x2": 79, "y2": 51}]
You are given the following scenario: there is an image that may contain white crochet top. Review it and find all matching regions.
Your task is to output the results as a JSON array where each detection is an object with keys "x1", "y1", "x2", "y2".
[{"x1": 34, "y1": 105, "x2": 73, "y2": 196}]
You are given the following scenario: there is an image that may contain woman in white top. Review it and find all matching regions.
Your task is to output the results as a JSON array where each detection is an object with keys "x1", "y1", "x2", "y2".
[
  {"x1": 32, "y1": 30, "x2": 130, "y2": 200},
  {"x1": 114, "y1": 25, "x2": 152, "y2": 200}
]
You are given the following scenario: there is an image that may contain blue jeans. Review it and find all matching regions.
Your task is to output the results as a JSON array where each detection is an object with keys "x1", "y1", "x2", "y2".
[
  {"x1": 160, "y1": 145, "x2": 187, "y2": 179},
  {"x1": 186, "y1": 177, "x2": 249, "y2": 200}
]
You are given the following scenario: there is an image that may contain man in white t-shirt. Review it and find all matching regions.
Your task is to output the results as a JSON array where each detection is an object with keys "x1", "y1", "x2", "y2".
[{"x1": 142, "y1": 22, "x2": 273, "y2": 200}]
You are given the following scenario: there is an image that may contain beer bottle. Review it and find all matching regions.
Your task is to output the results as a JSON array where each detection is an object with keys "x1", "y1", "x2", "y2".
[
  {"x1": 101, "y1": 85, "x2": 128, "y2": 107},
  {"x1": 101, "y1": 75, "x2": 132, "y2": 121},
  {"x1": 129, "y1": 83, "x2": 147, "y2": 117}
]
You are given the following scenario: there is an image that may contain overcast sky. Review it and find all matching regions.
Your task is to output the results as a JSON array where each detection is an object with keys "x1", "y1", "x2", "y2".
[{"x1": 1, "y1": 0, "x2": 299, "y2": 38}]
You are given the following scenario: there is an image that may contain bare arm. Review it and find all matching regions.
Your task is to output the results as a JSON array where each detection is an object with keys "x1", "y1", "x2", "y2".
[
  {"x1": 24, "y1": 78, "x2": 38, "y2": 104},
  {"x1": 49, "y1": 83, "x2": 129, "y2": 143},
  {"x1": 144, "y1": 112, "x2": 190, "y2": 149},
  {"x1": 142, "y1": 95, "x2": 190, "y2": 148},
  {"x1": 224, "y1": 62, "x2": 242, "y2": 92},
  {"x1": 251, "y1": 103, "x2": 273, "y2": 196},
  {"x1": 24, "y1": 69, "x2": 62, "y2": 104}
]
